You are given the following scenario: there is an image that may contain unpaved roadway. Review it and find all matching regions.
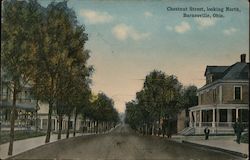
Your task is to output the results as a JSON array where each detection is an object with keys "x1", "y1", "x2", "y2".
[{"x1": 10, "y1": 124, "x2": 240, "y2": 160}]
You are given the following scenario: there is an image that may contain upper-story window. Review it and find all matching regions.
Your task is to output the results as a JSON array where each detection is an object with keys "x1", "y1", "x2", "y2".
[
  {"x1": 206, "y1": 74, "x2": 214, "y2": 84},
  {"x1": 209, "y1": 75, "x2": 213, "y2": 83},
  {"x1": 234, "y1": 86, "x2": 242, "y2": 100}
]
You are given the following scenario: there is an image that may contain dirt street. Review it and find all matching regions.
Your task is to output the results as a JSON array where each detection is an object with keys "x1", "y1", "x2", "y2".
[{"x1": 10, "y1": 124, "x2": 240, "y2": 160}]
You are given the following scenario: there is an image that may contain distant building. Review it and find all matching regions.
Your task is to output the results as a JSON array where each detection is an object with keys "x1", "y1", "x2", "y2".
[{"x1": 189, "y1": 54, "x2": 249, "y2": 134}]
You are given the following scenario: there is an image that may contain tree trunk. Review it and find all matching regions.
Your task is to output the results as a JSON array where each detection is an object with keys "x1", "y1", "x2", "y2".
[
  {"x1": 158, "y1": 117, "x2": 161, "y2": 136},
  {"x1": 102, "y1": 122, "x2": 104, "y2": 133},
  {"x1": 8, "y1": 84, "x2": 17, "y2": 156},
  {"x1": 152, "y1": 122, "x2": 155, "y2": 136},
  {"x1": 57, "y1": 114, "x2": 63, "y2": 140},
  {"x1": 45, "y1": 103, "x2": 53, "y2": 143},
  {"x1": 66, "y1": 114, "x2": 71, "y2": 139},
  {"x1": 96, "y1": 121, "x2": 99, "y2": 134},
  {"x1": 35, "y1": 100, "x2": 39, "y2": 133},
  {"x1": 73, "y1": 112, "x2": 78, "y2": 137}
]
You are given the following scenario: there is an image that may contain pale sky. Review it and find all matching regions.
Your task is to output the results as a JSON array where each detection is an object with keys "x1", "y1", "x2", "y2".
[{"x1": 40, "y1": 0, "x2": 249, "y2": 113}]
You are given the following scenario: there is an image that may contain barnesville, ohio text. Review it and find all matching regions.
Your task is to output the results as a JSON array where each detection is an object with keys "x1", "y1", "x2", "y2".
[{"x1": 166, "y1": 6, "x2": 241, "y2": 18}]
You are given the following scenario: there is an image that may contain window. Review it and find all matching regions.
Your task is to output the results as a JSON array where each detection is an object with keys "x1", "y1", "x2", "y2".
[
  {"x1": 234, "y1": 86, "x2": 242, "y2": 100},
  {"x1": 220, "y1": 109, "x2": 227, "y2": 122},
  {"x1": 209, "y1": 75, "x2": 213, "y2": 83}
]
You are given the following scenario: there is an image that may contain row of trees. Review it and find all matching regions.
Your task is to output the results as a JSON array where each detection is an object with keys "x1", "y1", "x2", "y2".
[
  {"x1": 125, "y1": 70, "x2": 197, "y2": 136},
  {"x1": 2, "y1": 0, "x2": 119, "y2": 155},
  {"x1": 84, "y1": 93, "x2": 119, "y2": 134}
]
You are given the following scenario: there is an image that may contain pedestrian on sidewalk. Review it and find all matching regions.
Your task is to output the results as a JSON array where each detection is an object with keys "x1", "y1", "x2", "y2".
[
  {"x1": 233, "y1": 119, "x2": 244, "y2": 144},
  {"x1": 204, "y1": 127, "x2": 210, "y2": 140}
]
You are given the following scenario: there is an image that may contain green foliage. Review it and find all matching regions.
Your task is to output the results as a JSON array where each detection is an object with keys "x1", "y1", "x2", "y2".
[
  {"x1": 241, "y1": 132, "x2": 249, "y2": 144},
  {"x1": 2, "y1": 0, "x2": 41, "y2": 88},
  {"x1": 91, "y1": 93, "x2": 119, "y2": 124},
  {"x1": 125, "y1": 70, "x2": 187, "y2": 132},
  {"x1": 181, "y1": 85, "x2": 198, "y2": 116},
  {"x1": 2, "y1": 0, "x2": 46, "y2": 154},
  {"x1": 2, "y1": 0, "x2": 93, "y2": 143},
  {"x1": 0, "y1": 130, "x2": 46, "y2": 145},
  {"x1": 125, "y1": 101, "x2": 145, "y2": 129}
]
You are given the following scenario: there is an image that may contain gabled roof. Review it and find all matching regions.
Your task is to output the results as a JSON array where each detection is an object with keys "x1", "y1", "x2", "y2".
[
  {"x1": 204, "y1": 62, "x2": 249, "y2": 80},
  {"x1": 199, "y1": 62, "x2": 249, "y2": 91},
  {"x1": 204, "y1": 66, "x2": 229, "y2": 76},
  {"x1": 222, "y1": 62, "x2": 249, "y2": 80}
]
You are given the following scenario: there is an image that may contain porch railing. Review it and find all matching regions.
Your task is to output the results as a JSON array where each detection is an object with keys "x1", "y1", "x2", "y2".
[
  {"x1": 195, "y1": 122, "x2": 249, "y2": 128},
  {"x1": 201, "y1": 122, "x2": 212, "y2": 127}
]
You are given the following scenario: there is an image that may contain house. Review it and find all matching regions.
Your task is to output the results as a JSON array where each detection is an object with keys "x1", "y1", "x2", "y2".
[
  {"x1": 189, "y1": 54, "x2": 249, "y2": 134},
  {"x1": 0, "y1": 80, "x2": 82, "y2": 132},
  {"x1": 0, "y1": 80, "x2": 37, "y2": 130}
]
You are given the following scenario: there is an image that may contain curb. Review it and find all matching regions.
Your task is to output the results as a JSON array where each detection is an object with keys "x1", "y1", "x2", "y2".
[
  {"x1": 3, "y1": 128, "x2": 117, "y2": 160},
  {"x1": 3, "y1": 133, "x2": 95, "y2": 160},
  {"x1": 182, "y1": 140, "x2": 248, "y2": 159}
]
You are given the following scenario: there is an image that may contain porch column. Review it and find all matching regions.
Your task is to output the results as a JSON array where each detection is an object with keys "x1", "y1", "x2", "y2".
[
  {"x1": 194, "y1": 111, "x2": 197, "y2": 127},
  {"x1": 227, "y1": 109, "x2": 232, "y2": 127},
  {"x1": 199, "y1": 110, "x2": 202, "y2": 127},
  {"x1": 55, "y1": 118, "x2": 58, "y2": 131},
  {"x1": 40, "y1": 119, "x2": 43, "y2": 129},
  {"x1": 212, "y1": 108, "x2": 215, "y2": 127},
  {"x1": 236, "y1": 108, "x2": 239, "y2": 121},
  {"x1": 216, "y1": 109, "x2": 220, "y2": 126},
  {"x1": 189, "y1": 111, "x2": 192, "y2": 127}
]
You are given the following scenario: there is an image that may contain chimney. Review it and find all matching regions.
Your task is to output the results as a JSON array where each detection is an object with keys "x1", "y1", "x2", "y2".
[{"x1": 240, "y1": 54, "x2": 246, "y2": 63}]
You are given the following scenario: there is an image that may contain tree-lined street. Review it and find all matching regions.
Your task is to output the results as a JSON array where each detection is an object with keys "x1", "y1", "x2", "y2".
[
  {"x1": 1, "y1": 0, "x2": 119, "y2": 155},
  {"x1": 9, "y1": 124, "x2": 239, "y2": 160},
  {"x1": 1, "y1": 0, "x2": 248, "y2": 159}
]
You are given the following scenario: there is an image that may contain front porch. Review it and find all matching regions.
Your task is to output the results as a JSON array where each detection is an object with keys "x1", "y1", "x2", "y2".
[{"x1": 189, "y1": 104, "x2": 249, "y2": 134}]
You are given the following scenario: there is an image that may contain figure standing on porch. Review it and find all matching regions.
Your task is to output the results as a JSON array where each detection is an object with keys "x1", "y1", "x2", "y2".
[
  {"x1": 233, "y1": 119, "x2": 244, "y2": 144},
  {"x1": 204, "y1": 127, "x2": 210, "y2": 140}
]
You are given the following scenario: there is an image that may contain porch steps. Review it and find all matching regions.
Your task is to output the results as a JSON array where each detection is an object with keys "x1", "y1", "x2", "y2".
[{"x1": 178, "y1": 127, "x2": 195, "y2": 135}]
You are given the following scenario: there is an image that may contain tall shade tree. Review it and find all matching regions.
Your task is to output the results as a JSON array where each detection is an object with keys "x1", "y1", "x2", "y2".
[
  {"x1": 181, "y1": 85, "x2": 198, "y2": 127},
  {"x1": 143, "y1": 70, "x2": 182, "y2": 133},
  {"x1": 182, "y1": 85, "x2": 198, "y2": 115},
  {"x1": 125, "y1": 70, "x2": 182, "y2": 135},
  {"x1": 32, "y1": 1, "x2": 91, "y2": 143},
  {"x1": 2, "y1": 0, "x2": 44, "y2": 155},
  {"x1": 91, "y1": 93, "x2": 119, "y2": 133},
  {"x1": 125, "y1": 101, "x2": 144, "y2": 130},
  {"x1": 73, "y1": 87, "x2": 91, "y2": 137}
]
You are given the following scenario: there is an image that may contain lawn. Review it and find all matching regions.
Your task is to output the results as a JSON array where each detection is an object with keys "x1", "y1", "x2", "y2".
[
  {"x1": 241, "y1": 132, "x2": 248, "y2": 144},
  {"x1": 0, "y1": 130, "x2": 46, "y2": 144}
]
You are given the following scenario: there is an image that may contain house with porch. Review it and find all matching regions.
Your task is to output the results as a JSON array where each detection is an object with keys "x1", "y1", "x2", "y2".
[
  {"x1": 189, "y1": 54, "x2": 249, "y2": 134},
  {"x1": 0, "y1": 80, "x2": 37, "y2": 130},
  {"x1": 0, "y1": 80, "x2": 82, "y2": 132}
]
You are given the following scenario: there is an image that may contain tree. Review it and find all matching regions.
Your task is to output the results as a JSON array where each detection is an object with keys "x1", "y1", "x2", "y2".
[
  {"x1": 2, "y1": 0, "x2": 92, "y2": 148},
  {"x1": 73, "y1": 87, "x2": 91, "y2": 137},
  {"x1": 143, "y1": 70, "x2": 182, "y2": 134},
  {"x1": 91, "y1": 93, "x2": 119, "y2": 133},
  {"x1": 125, "y1": 70, "x2": 183, "y2": 136},
  {"x1": 53, "y1": 22, "x2": 92, "y2": 139},
  {"x1": 32, "y1": 1, "x2": 91, "y2": 143},
  {"x1": 182, "y1": 85, "x2": 198, "y2": 116},
  {"x1": 125, "y1": 101, "x2": 144, "y2": 131},
  {"x1": 2, "y1": 0, "x2": 43, "y2": 155}
]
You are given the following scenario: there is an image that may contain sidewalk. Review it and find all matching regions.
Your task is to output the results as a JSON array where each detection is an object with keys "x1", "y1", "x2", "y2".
[
  {"x1": 0, "y1": 132, "x2": 90, "y2": 160},
  {"x1": 171, "y1": 135, "x2": 249, "y2": 159}
]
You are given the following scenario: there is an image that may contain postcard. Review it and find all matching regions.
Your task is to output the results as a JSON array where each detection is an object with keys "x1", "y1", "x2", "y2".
[{"x1": 0, "y1": 0, "x2": 249, "y2": 159}]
